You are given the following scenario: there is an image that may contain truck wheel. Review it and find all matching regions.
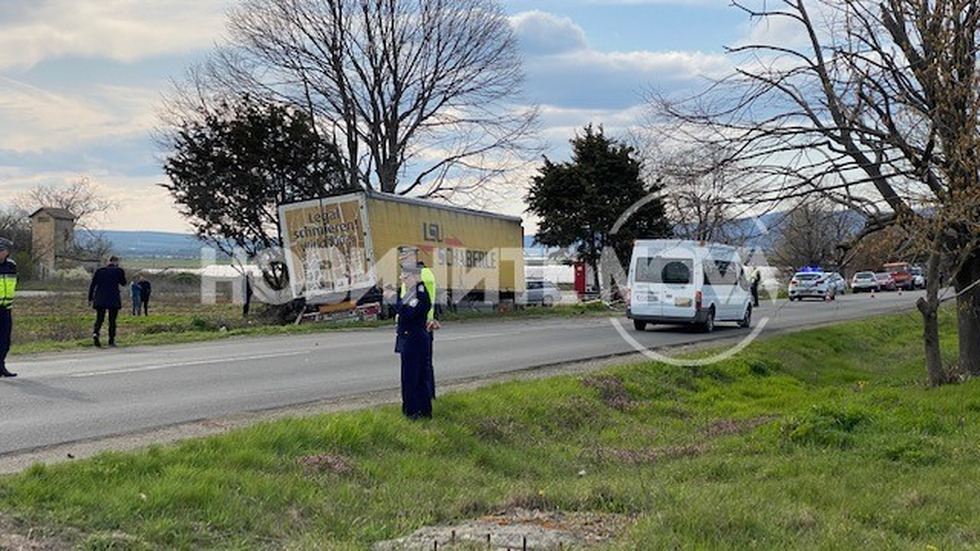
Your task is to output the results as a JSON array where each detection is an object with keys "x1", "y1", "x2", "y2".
[
  {"x1": 633, "y1": 320, "x2": 647, "y2": 331},
  {"x1": 701, "y1": 308, "x2": 715, "y2": 333},
  {"x1": 738, "y1": 304, "x2": 752, "y2": 328}
]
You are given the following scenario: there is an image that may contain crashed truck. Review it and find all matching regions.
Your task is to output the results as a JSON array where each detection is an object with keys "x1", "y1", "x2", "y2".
[{"x1": 277, "y1": 191, "x2": 526, "y2": 322}]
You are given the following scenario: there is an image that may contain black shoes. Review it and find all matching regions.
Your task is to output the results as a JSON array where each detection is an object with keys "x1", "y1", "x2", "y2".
[
  {"x1": 0, "y1": 368, "x2": 17, "y2": 378},
  {"x1": 93, "y1": 334, "x2": 117, "y2": 348}
]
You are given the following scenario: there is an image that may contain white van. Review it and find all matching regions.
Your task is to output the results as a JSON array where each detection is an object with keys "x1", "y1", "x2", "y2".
[{"x1": 626, "y1": 240, "x2": 753, "y2": 332}]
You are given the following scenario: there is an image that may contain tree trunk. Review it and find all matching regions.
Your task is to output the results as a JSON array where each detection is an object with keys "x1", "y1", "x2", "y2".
[
  {"x1": 956, "y1": 252, "x2": 980, "y2": 376},
  {"x1": 918, "y1": 250, "x2": 945, "y2": 386}
]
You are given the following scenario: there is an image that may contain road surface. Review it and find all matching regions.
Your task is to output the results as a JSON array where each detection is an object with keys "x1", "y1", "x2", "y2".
[{"x1": 0, "y1": 290, "x2": 927, "y2": 470}]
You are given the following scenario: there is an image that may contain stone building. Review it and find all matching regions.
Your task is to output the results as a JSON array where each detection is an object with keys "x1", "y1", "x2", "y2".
[{"x1": 29, "y1": 207, "x2": 77, "y2": 279}]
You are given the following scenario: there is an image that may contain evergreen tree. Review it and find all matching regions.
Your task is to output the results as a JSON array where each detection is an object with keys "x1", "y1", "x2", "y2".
[
  {"x1": 526, "y1": 125, "x2": 671, "y2": 294},
  {"x1": 162, "y1": 96, "x2": 353, "y2": 289}
]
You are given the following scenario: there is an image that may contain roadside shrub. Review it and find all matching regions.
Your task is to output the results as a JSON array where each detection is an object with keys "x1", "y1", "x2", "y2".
[
  {"x1": 881, "y1": 438, "x2": 943, "y2": 466},
  {"x1": 780, "y1": 404, "x2": 870, "y2": 449},
  {"x1": 189, "y1": 317, "x2": 216, "y2": 331},
  {"x1": 53, "y1": 267, "x2": 91, "y2": 281}
]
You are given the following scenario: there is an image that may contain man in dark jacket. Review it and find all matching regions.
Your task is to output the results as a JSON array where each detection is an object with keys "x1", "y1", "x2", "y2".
[
  {"x1": 88, "y1": 256, "x2": 127, "y2": 347},
  {"x1": 0, "y1": 237, "x2": 18, "y2": 377}
]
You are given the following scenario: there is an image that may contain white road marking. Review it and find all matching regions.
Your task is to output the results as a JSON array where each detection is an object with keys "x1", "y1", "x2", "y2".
[{"x1": 70, "y1": 351, "x2": 310, "y2": 378}]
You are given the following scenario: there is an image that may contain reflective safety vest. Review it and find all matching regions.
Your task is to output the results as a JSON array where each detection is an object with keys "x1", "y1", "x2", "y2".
[
  {"x1": 420, "y1": 267, "x2": 436, "y2": 322},
  {"x1": 0, "y1": 258, "x2": 17, "y2": 309},
  {"x1": 400, "y1": 267, "x2": 437, "y2": 322}
]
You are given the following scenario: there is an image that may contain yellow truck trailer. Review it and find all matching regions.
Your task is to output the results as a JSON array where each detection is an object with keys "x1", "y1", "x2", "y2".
[{"x1": 278, "y1": 191, "x2": 525, "y2": 313}]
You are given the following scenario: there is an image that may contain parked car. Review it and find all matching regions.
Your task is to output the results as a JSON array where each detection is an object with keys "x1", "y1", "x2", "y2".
[
  {"x1": 882, "y1": 261, "x2": 915, "y2": 290},
  {"x1": 524, "y1": 279, "x2": 562, "y2": 306},
  {"x1": 788, "y1": 270, "x2": 837, "y2": 301},
  {"x1": 874, "y1": 272, "x2": 897, "y2": 291},
  {"x1": 827, "y1": 272, "x2": 847, "y2": 295},
  {"x1": 850, "y1": 271, "x2": 879, "y2": 293},
  {"x1": 910, "y1": 266, "x2": 926, "y2": 289}
]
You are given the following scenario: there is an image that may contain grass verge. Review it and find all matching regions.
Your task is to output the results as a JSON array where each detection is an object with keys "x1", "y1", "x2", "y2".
[{"x1": 1, "y1": 309, "x2": 977, "y2": 549}]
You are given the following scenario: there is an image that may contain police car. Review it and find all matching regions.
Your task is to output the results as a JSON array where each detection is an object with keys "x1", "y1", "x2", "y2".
[{"x1": 788, "y1": 268, "x2": 837, "y2": 301}]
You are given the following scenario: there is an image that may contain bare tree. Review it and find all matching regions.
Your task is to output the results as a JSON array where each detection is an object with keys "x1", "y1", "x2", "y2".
[
  {"x1": 0, "y1": 205, "x2": 31, "y2": 252},
  {"x1": 771, "y1": 200, "x2": 856, "y2": 271},
  {"x1": 14, "y1": 177, "x2": 117, "y2": 231},
  {"x1": 648, "y1": 0, "x2": 980, "y2": 385},
  {"x1": 642, "y1": 140, "x2": 770, "y2": 245},
  {"x1": 160, "y1": 0, "x2": 538, "y2": 200}
]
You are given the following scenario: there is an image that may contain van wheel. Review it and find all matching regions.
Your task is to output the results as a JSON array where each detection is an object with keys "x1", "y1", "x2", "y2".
[
  {"x1": 738, "y1": 305, "x2": 752, "y2": 328},
  {"x1": 701, "y1": 308, "x2": 715, "y2": 333},
  {"x1": 633, "y1": 320, "x2": 647, "y2": 331}
]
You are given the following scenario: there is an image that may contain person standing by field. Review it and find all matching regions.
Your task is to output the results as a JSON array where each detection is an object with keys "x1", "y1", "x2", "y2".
[
  {"x1": 88, "y1": 256, "x2": 127, "y2": 347},
  {"x1": 137, "y1": 274, "x2": 151, "y2": 316},
  {"x1": 130, "y1": 278, "x2": 142, "y2": 315},
  {"x1": 0, "y1": 238, "x2": 18, "y2": 377}
]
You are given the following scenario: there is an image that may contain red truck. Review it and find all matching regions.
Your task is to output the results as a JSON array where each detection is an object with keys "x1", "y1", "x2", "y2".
[{"x1": 882, "y1": 262, "x2": 914, "y2": 291}]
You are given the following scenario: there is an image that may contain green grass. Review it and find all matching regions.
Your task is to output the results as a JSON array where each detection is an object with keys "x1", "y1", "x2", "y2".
[{"x1": 1, "y1": 309, "x2": 977, "y2": 549}]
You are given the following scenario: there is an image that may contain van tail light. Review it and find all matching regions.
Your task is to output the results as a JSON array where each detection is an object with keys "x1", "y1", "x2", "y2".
[{"x1": 695, "y1": 290, "x2": 702, "y2": 310}]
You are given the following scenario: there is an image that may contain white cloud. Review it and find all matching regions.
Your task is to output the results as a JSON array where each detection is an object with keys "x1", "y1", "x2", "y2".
[
  {"x1": 521, "y1": 45, "x2": 730, "y2": 110},
  {"x1": 95, "y1": 174, "x2": 192, "y2": 232},
  {"x1": 0, "y1": 77, "x2": 158, "y2": 153},
  {"x1": 0, "y1": 0, "x2": 230, "y2": 70},
  {"x1": 509, "y1": 10, "x2": 588, "y2": 55},
  {"x1": 0, "y1": 168, "x2": 189, "y2": 232}
]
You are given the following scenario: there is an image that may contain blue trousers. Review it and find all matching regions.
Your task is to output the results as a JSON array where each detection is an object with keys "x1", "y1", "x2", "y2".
[
  {"x1": 0, "y1": 308, "x2": 10, "y2": 369},
  {"x1": 399, "y1": 332, "x2": 432, "y2": 419}
]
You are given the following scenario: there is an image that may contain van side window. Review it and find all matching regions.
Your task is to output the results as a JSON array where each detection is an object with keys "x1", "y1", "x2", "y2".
[
  {"x1": 662, "y1": 261, "x2": 692, "y2": 284},
  {"x1": 635, "y1": 258, "x2": 659, "y2": 283},
  {"x1": 635, "y1": 257, "x2": 692, "y2": 284},
  {"x1": 703, "y1": 260, "x2": 735, "y2": 285}
]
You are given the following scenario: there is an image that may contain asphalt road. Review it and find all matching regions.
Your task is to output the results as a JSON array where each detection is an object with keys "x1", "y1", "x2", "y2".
[{"x1": 0, "y1": 289, "x2": 927, "y2": 465}]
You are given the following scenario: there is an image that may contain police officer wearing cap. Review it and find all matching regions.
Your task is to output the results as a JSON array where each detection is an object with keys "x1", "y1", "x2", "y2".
[
  {"x1": 386, "y1": 262, "x2": 432, "y2": 419},
  {"x1": 0, "y1": 237, "x2": 18, "y2": 377}
]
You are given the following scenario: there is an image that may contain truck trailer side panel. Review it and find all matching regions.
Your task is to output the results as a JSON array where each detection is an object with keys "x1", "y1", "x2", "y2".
[
  {"x1": 365, "y1": 195, "x2": 524, "y2": 300},
  {"x1": 279, "y1": 192, "x2": 524, "y2": 305}
]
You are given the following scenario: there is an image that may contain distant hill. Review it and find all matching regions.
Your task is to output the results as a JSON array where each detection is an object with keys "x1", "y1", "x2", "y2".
[
  {"x1": 79, "y1": 230, "x2": 207, "y2": 259},
  {"x1": 91, "y1": 210, "x2": 866, "y2": 261}
]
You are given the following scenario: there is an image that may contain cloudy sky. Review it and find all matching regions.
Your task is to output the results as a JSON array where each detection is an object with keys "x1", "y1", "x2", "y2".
[{"x1": 0, "y1": 0, "x2": 757, "y2": 233}]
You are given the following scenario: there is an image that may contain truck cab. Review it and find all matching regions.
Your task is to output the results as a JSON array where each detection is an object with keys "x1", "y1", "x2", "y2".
[{"x1": 882, "y1": 262, "x2": 914, "y2": 291}]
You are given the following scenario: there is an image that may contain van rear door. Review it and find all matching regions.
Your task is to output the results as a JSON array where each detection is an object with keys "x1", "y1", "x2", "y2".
[
  {"x1": 658, "y1": 256, "x2": 696, "y2": 320},
  {"x1": 630, "y1": 254, "x2": 663, "y2": 318}
]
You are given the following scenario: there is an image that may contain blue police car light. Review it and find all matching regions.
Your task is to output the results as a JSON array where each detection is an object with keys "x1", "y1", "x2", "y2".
[{"x1": 798, "y1": 266, "x2": 823, "y2": 273}]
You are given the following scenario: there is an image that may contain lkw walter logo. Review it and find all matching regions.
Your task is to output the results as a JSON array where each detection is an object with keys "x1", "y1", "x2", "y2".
[{"x1": 600, "y1": 193, "x2": 778, "y2": 367}]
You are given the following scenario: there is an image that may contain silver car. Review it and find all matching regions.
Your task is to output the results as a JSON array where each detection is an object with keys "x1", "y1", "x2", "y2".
[
  {"x1": 850, "y1": 271, "x2": 879, "y2": 292},
  {"x1": 827, "y1": 272, "x2": 847, "y2": 295},
  {"x1": 524, "y1": 279, "x2": 562, "y2": 306},
  {"x1": 910, "y1": 266, "x2": 926, "y2": 289},
  {"x1": 788, "y1": 271, "x2": 836, "y2": 301}
]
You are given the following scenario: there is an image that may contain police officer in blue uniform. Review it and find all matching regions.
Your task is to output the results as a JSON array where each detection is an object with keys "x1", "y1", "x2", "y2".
[
  {"x1": 386, "y1": 262, "x2": 432, "y2": 419},
  {"x1": 0, "y1": 237, "x2": 18, "y2": 377}
]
